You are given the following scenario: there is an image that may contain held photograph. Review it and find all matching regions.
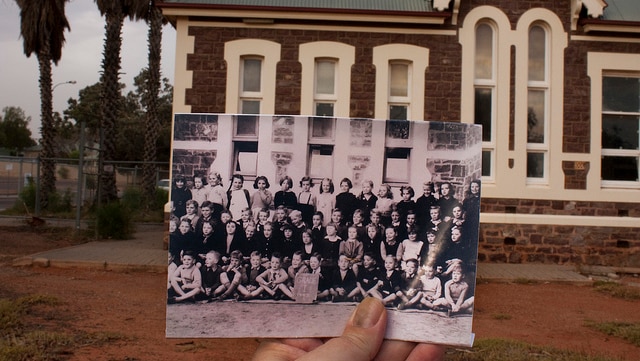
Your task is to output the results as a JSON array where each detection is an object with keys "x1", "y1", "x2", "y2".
[{"x1": 166, "y1": 114, "x2": 482, "y2": 347}]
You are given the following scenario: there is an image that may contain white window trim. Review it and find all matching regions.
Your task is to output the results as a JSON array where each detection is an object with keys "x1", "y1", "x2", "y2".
[
  {"x1": 372, "y1": 44, "x2": 429, "y2": 121},
  {"x1": 299, "y1": 41, "x2": 355, "y2": 118},
  {"x1": 224, "y1": 39, "x2": 281, "y2": 114}
]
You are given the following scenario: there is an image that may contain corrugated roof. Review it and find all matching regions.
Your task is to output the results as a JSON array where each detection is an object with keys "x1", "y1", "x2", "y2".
[
  {"x1": 159, "y1": 0, "x2": 434, "y2": 12},
  {"x1": 603, "y1": 0, "x2": 640, "y2": 21}
]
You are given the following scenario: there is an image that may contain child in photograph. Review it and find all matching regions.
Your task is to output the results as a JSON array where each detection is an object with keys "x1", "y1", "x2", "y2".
[
  {"x1": 327, "y1": 208, "x2": 347, "y2": 240},
  {"x1": 362, "y1": 223, "x2": 382, "y2": 264},
  {"x1": 250, "y1": 175, "x2": 273, "y2": 220},
  {"x1": 395, "y1": 185, "x2": 416, "y2": 224},
  {"x1": 168, "y1": 251, "x2": 202, "y2": 303},
  {"x1": 310, "y1": 211, "x2": 326, "y2": 245},
  {"x1": 335, "y1": 177, "x2": 357, "y2": 223},
  {"x1": 238, "y1": 207, "x2": 253, "y2": 232},
  {"x1": 356, "y1": 252, "x2": 380, "y2": 299},
  {"x1": 390, "y1": 209, "x2": 402, "y2": 230},
  {"x1": 256, "y1": 252, "x2": 290, "y2": 300},
  {"x1": 368, "y1": 210, "x2": 386, "y2": 241},
  {"x1": 415, "y1": 181, "x2": 438, "y2": 228},
  {"x1": 297, "y1": 176, "x2": 317, "y2": 225},
  {"x1": 197, "y1": 219, "x2": 216, "y2": 257},
  {"x1": 330, "y1": 254, "x2": 359, "y2": 302},
  {"x1": 244, "y1": 223, "x2": 260, "y2": 255},
  {"x1": 237, "y1": 251, "x2": 267, "y2": 300},
  {"x1": 433, "y1": 263, "x2": 474, "y2": 316},
  {"x1": 380, "y1": 227, "x2": 400, "y2": 264},
  {"x1": 397, "y1": 229, "x2": 425, "y2": 270},
  {"x1": 321, "y1": 223, "x2": 342, "y2": 268},
  {"x1": 258, "y1": 222, "x2": 280, "y2": 262},
  {"x1": 396, "y1": 258, "x2": 422, "y2": 310},
  {"x1": 284, "y1": 251, "x2": 309, "y2": 300},
  {"x1": 180, "y1": 199, "x2": 200, "y2": 230},
  {"x1": 347, "y1": 208, "x2": 366, "y2": 242},
  {"x1": 167, "y1": 251, "x2": 178, "y2": 291},
  {"x1": 418, "y1": 264, "x2": 442, "y2": 310},
  {"x1": 369, "y1": 255, "x2": 402, "y2": 306},
  {"x1": 190, "y1": 174, "x2": 208, "y2": 215},
  {"x1": 255, "y1": 207, "x2": 271, "y2": 236},
  {"x1": 289, "y1": 209, "x2": 307, "y2": 240},
  {"x1": 300, "y1": 229, "x2": 320, "y2": 262},
  {"x1": 205, "y1": 169, "x2": 227, "y2": 218},
  {"x1": 316, "y1": 178, "x2": 335, "y2": 226},
  {"x1": 280, "y1": 224, "x2": 300, "y2": 265},
  {"x1": 274, "y1": 176, "x2": 297, "y2": 211},
  {"x1": 308, "y1": 252, "x2": 331, "y2": 301},
  {"x1": 215, "y1": 220, "x2": 247, "y2": 262},
  {"x1": 339, "y1": 226, "x2": 364, "y2": 271},
  {"x1": 357, "y1": 179, "x2": 377, "y2": 224},
  {"x1": 170, "y1": 174, "x2": 192, "y2": 219},
  {"x1": 199, "y1": 250, "x2": 223, "y2": 302},
  {"x1": 194, "y1": 201, "x2": 216, "y2": 238},
  {"x1": 170, "y1": 219, "x2": 197, "y2": 259},
  {"x1": 375, "y1": 183, "x2": 395, "y2": 227},
  {"x1": 271, "y1": 205, "x2": 290, "y2": 240},
  {"x1": 227, "y1": 174, "x2": 251, "y2": 221},
  {"x1": 217, "y1": 250, "x2": 248, "y2": 300},
  {"x1": 437, "y1": 182, "x2": 460, "y2": 220}
]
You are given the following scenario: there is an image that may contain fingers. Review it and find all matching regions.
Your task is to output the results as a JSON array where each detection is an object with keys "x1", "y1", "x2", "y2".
[
  {"x1": 297, "y1": 297, "x2": 387, "y2": 361},
  {"x1": 252, "y1": 340, "x2": 309, "y2": 361}
]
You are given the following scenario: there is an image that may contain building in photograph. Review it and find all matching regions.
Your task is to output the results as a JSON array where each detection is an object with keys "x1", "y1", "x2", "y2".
[{"x1": 157, "y1": 0, "x2": 640, "y2": 267}]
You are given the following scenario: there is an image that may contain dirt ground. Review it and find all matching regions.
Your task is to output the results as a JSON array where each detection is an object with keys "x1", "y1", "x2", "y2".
[{"x1": 0, "y1": 225, "x2": 638, "y2": 361}]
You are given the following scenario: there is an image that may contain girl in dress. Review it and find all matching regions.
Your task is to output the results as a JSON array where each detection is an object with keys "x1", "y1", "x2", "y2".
[
  {"x1": 227, "y1": 174, "x2": 250, "y2": 221},
  {"x1": 297, "y1": 176, "x2": 317, "y2": 225},
  {"x1": 375, "y1": 183, "x2": 395, "y2": 227},
  {"x1": 250, "y1": 175, "x2": 273, "y2": 221},
  {"x1": 316, "y1": 178, "x2": 335, "y2": 226}
]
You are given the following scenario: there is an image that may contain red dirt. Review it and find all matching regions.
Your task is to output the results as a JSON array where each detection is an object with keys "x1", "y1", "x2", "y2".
[{"x1": 0, "y1": 226, "x2": 638, "y2": 361}]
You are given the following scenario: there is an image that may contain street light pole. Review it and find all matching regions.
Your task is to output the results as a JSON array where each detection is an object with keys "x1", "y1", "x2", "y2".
[{"x1": 53, "y1": 80, "x2": 77, "y2": 91}]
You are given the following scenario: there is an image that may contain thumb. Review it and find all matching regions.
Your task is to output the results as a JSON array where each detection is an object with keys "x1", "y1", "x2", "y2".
[{"x1": 299, "y1": 297, "x2": 387, "y2": 361}]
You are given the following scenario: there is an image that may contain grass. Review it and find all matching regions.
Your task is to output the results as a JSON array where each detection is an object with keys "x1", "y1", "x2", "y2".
[
  {"x1": 0, "y1": 295, "x2": 128, "y2": 361},
  {"x1": 447, "y1": 339, "x2": 625, "y2": 361},
  {"x1": 592, "y1": 280, "x2": 640, "y2": 300},
  {"x1": 586, "y1": 321, "x2": 640, "y2": 347}
]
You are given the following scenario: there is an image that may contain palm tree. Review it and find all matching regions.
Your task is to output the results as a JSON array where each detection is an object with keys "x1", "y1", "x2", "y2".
[
  {"x1": 16, "y1": 0, "x2": 70, "y2": 209},
  {"x1": 95, "y1": 0, "x2": 147, "y2": 203},
  {"x1": 132, "y1": 1, "x2": 166, "y2": 209}
]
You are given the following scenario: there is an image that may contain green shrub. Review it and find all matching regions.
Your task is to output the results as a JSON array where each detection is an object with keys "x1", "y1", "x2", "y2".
[
  {"x1": 19, "y1": 176, "x2": 36, "y2": 209},
  {"x1": 95, "y1": 202, "x2": 135, "y2": 239}
]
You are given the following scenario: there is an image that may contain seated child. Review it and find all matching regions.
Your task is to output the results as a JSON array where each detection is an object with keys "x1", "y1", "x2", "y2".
[
  {"x1": 284, "y1": 251, "x2": 309, "y2": 300},
  {"x1": 396, "y1": 258, "x2": 422, "y2": 310},
  {"x1": 199, "y1": 250, "x2": 223, "y2": 302},
  {"x1": 321, "y1": 223, "x2": 342, "y2": 268},
  {"x1": 369, "y1": 255, "x2": 402, "y2": 306},
  {"x1": 339, "y1": 226, "x2": 364, "y2": 271},
  {"x1": 237, "y1": 251, "x2": 267, "y2": 300},
  {"x1": 308, "y1": 252, "x2": 331, "y2": 301},
  {"x1": 397, "y1": 229, "x2": 425, "y2": 270},
  {"x1": 330, "y1": 254, "x2": 360, "y2": 302},
  {"x1": 256, "y1": 252, "x2": 290, "y2": 300},
  {"x1": 310, "y1": 211, "x2": 326, "y2": 245},
  {"x1": 433, "y1": 263, "x2": 474, "y2": 316},
  {"x1": 418, "y1": 265, "x2": 442, "y2": 310},
  {"x1": 168, "y1": 251, "x2": 202, "y2": 303},
  {"x1": 217, "y1": 250, "x2": 248, "y2": 300},
  {"x1": 356, "y1": 252, "x2": 380, "y2": 299},
  {"x1": 167, "y1": 251, "x2": 178, "y2": 291},
  {"x1": 300, "y1": 229, "x2": 320, "y2": 263}
]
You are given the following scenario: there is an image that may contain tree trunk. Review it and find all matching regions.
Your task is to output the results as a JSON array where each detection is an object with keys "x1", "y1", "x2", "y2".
[
  {"x1": 38, "y1": 39, "x2": 56, "y2": 209},
  {"x1": 142, "y1": 5, "x2": 163, "y2": 209},
  {"x1": 99, "y1": 7, "x2": 124, "y2": 204}
]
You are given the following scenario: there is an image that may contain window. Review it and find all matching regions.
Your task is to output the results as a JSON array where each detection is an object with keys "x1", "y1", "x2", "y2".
[
  {"x1": 224, "y1": 39, "x2": 280, "y2": 114},
  {"x1": 314, "y1": 59, "x2": 337, "y2": 116},
  {"x1": 601, "y1": 75, "x2": 640, "y2": 183},
  {"x1": 308, "y1": 144, "x2": 334, "y2": 179},
  {"x1": 526, "y1": 24, "x2": 549, "y2": 182},
  {"x1": 388, "y1": 62, "x2": 410, "y2": 120},
  {"x1": 233, "y1": 141, "x2": 258, "y2": 177},
  {"x1": 383, "y1": 148, "x2": 411, "y2": 183},
  {"x1": 474, "y1": 22, "x2": 496, "y2": 178},
  {"x1": 308, "y1": 116, "x2": 335, "y2": 142}
]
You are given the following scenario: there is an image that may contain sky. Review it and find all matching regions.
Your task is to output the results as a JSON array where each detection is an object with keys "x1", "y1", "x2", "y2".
[{"x1": 0, "y1": 0, "x2": 177, "y2": 138}]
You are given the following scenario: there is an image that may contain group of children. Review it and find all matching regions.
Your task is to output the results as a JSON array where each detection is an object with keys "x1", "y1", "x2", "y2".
[{"x1": 168, "y1": 170, "x2": 479, "y2": 316}]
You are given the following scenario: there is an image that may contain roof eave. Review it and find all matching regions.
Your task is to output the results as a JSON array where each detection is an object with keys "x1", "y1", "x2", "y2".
[{"x1": 579, "y1": 18, "x2": 640, "y2": 34}]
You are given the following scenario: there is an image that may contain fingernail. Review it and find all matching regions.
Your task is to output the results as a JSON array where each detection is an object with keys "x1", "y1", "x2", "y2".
[{"x1": 351, "y1": 297, "x2": 384, "y2": 328}]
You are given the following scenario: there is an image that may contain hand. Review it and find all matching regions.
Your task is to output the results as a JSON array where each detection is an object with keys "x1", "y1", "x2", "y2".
[{"x1": 252, "y1": 297, "x2": 445, "y2": 361}]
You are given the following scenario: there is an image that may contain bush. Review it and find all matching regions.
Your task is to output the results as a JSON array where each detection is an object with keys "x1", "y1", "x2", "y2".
[
  {"x1": 95, "y1": 202, "x2": 135, "y2": 240},
  {"x1": 18, "y1": 177, "x2": 36, "y2": 209}
]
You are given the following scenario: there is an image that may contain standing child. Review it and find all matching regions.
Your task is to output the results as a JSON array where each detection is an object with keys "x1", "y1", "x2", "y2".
[
  {"x1": 227, "y1": 174, "x2": 250, "y2": 221},
  {"x1": 321, "y1": 223, "x2": 342, "y2": 269},
  {"x1": 357, "y1": 179, "x2": 378, "y2": 224},
  {"x1": 274, "y1": 176, "x2": 297, "y2": 211},
  {"x1": 362, "y1": 224, "x2": 382, "y2": 264},
  {"x1": 335, "y1": 177, "x2": 357, "y2": 223},
  {"x1": 418, "y1": 265, "x2": 442, "y2": 310},
  {"x1": 297, "y1": 176, "x2": 317, "y2": 225},
  {"x1": 250, "y1": 176, "x2": 273, "y2": 221},
  {"x1": 396, "y1": 258, "x2": 422, "y2": 310},
  {"x1": 170, "y1": 174, "x2": 192, "y2": 219},
  {"x1": 238, "y1": 207, "x2": 253, "y2": 232},
  {"x1": 255, "y1": 207, "x2": 271, "y2": 236},
  {"x1": 180, "y1": 199, "x2": 200, "y2": 231},
  {"x1": 380, "y1": 227, "x2": 401, "y2": 263},
  {"x1": 397, "y1": 229, "x2": 425, "y2": 270},
  {"x1": 433, "y1": 263, "x2": 474, "y2": 316},
  {"x1": 256, "y1": 252, "x2": 290, "y2": 300},
  {"x1": 369, "y1": 255, "x2": 402, "y2": 306},
  {"x1": 330, "y1": 254, "x2": 360, "y2": 302},
  {"x1": 395, "y1": 185, "x2": 416, "y2": 224},
  {"x1": 316, "y1": 178, "x2": 335, "y2": 226},
  {"x1": 375, "y1": 183, "x2": 395, "y2": 227},
  {"x1": 300, "y1": 229, "x2": 319, "y2": 262},
  {"x1": 168, "y1": 251, "x2": 202, "y2": 303},
  {"x1": 328, "y1": 208, "x2": 347, "y2": 240},
  {"x1": 415, "y1": 181, "x2": 438, "y2": 229},
  {"x1": 271, "y1": 205, "x2": 290, "y2": 240},
  {"x1": 205, "y1": 169, "x2": 227, "y2": 218},
  {"x1": 347, "y1": 208, "x2": 366, "y2": 242},
  {"x1": 190, "y1": 174, "x2": 208, "y2": 215},
  {"x1": 339, "y1": 226, "x2": 364, "y2": 271},
  {"x1": 309, "y1": 211, "x2": 326, "y2": 245}
]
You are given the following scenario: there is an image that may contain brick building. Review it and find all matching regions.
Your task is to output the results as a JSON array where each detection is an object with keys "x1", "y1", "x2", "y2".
[{"x1": 157, "y1": 0, "x2": 640, "y2": 267}]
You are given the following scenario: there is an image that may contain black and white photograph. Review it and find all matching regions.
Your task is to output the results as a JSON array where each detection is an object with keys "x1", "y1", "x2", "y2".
[{"x1": 166, "y1": 113, "x2": 482, "y2": 347}]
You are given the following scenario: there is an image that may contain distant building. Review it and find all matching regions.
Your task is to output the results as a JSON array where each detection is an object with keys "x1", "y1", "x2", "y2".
[{"x1": 158, "y1": 0, "x2": 640, "y2": 267}]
